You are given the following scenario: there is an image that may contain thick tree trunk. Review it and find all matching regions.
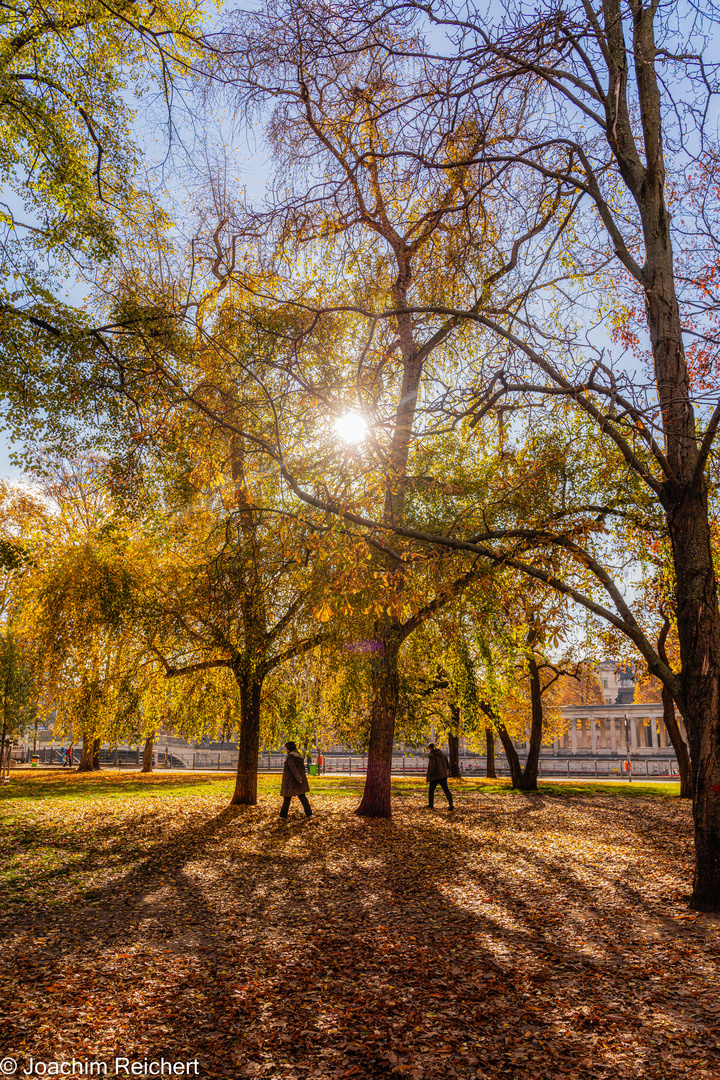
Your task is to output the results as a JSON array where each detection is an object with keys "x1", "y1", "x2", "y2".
[
  {"x1": 229, "y1": 439, "x2": 268, "y2": 808},
  {"x1": 660, "y1": 687, "x2": 693, "y2": 799},
  {"x1": 230, "y1": 667, "x2": 263, "y2": 806},
  {"x1": 92, "y1": 738, "x2": 101, "y2": 771},
  {"x1": 657, "y1": 620, "x2": 693, "y2": 799},
  {"x1": 448, "y1": 704, "x2": 461, "y2": 778},
  {"x1": 0, "y1": 713, "x2": 7, "y2": 779},
  {"x1": 640, "y1": 270, "x2": 720, "y2": 903},
  {"x1": 485, "y1": 727, "x2": 496, "y2": 778},
  {"x1": 141, "y1": 736, "x2": 154, "y2": 773},
  {"x1": 629, "y1": 4, "x2": 720, "y2": 909},
  {"x1": 356, "y1": 631, "x2": 399, "y2": 818},
  {"x1": 354, "y1": 280, "x2": 423, "y2": 819},
  {"x1": 0, "y1": 716, "x2": 7, "y2": 773},
  {"x1": 666, "y1": 489, "x2": 720, "y2": 909},
  {"x1": 77, "y1": 734, "x2": 94, "y2": 772},
  {"x1": 448, "y1": 733, "x2": 460, "y2": 778},
  {"x1": 438, "y1": 0, "x2": 720, "y2": 907},
  {"x1": 495, "y1": 722, "x2": 523, "y2": 789},
  {"x1": 518, "y1": 654, "x2": 544, "y2": 791},
  {"x1": 480, "y1": 700, "x2": 522, "y2": 786}
]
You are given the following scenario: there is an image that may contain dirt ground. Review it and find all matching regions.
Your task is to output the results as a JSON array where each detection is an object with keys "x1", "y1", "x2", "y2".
[{"x1": 1, "y1": 774, "x2": 718, "y2": 1080}]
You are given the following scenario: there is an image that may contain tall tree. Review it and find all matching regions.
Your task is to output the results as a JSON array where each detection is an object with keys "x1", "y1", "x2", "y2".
[
  {"x1": 190, "y1": 4, "x2": 543, "y2": 816},
  {"x1": 384, "y1": 0, "x2": 720, "y2": 907},
  {"x1": 146, "y1": 466, "x2": 331, "y2": 806},
  {"x1": 0, "y1": 631, "x2": 37, "y2": 757},
  {"x1": 263, "y1": 0, "x2": 720, "y2": 905},
  {"x1": 11, "y1": 463, "x2": 143, "y2": 769}
]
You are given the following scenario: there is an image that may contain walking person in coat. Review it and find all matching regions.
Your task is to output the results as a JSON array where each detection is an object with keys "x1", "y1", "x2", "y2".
[
  {"x1": 426, "y1": 743, "x2": 455, "y2": 810},
  {"x1": 279, "y1": 741, "x2": 313, "y2": 821}
]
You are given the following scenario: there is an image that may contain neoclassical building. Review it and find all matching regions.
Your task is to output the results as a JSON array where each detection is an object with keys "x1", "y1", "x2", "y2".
[{"x1": 554, "y1": 702, "x2": 682, "y2": 756}]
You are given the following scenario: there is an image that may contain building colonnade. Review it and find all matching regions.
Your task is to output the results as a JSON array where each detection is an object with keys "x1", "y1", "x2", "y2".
[{"x1": 549, "y1": 704, "x2": 684, "y2": 755}]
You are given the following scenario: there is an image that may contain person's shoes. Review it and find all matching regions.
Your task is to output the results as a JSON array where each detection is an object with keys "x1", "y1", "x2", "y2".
[{"x1": 448, "y1": 806, "x2": 456, "y2": 812}]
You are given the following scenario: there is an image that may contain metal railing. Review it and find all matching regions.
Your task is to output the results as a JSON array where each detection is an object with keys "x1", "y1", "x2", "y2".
[{"x1": 16, "y1": 745, "x2": 683, "y2": 780}]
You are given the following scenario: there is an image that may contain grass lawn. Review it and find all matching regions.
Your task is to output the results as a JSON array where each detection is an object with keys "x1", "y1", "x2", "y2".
[
  {"x1": 1, "y1": 772, "x2": 718, "y2": 1080},
  {"x1": 3, "y1": 769, "x2": 682, "y2": 801}
]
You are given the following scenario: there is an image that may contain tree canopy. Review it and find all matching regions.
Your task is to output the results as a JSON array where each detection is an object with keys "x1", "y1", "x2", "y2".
[{"x1": 2, "y1": 0, "x2": 720, "y2": 911}]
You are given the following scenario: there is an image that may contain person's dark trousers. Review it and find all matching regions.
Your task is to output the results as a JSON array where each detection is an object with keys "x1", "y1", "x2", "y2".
[
  {"x1": 428, "y1": 778, "x2": 454, "y2": 809},
  {"x1": 279, "y1": 794, "x2": 312, "y2": 819}
]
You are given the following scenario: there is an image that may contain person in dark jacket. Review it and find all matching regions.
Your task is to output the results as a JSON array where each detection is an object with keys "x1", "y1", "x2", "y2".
[
  {"x1": 426, "y1": 743, "x2": 454, "y2": 810},
  {"x1": 279, "y1": 741, "x2": 312, "y2": 821}
]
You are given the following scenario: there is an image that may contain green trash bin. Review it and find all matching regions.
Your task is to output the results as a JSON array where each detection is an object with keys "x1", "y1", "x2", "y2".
[
  {"x1": 309, "y1": 764, "x2": 317, "y2": 776},
  {"x1": 31, "y1": 754, "x2": 39, "y2": 769}
]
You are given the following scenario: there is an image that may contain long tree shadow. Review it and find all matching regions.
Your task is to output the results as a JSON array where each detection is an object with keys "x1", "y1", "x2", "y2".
[{"x1": 1, "y1": 791, "x2": 714, "y2": 1080}]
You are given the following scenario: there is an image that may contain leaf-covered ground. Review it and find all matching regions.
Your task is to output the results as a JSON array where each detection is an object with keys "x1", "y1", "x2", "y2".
[{"x1": 1, "y1": 772, "x2": 719, "y2": 1080}]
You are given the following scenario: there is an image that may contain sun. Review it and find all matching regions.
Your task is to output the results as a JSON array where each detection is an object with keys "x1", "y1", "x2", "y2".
[{"x1": 334, "y1": 412, "x2": 368, "y2": 445}]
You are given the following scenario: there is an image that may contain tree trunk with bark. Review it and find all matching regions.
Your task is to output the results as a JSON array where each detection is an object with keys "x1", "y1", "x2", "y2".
[
  {"x1": 448, "y1": 0, "x2": 720, "y2": 908},
  {"x1": 354, "y1": 246, "x2": 425, "y2": 817},
  {"x1": 77, "y1": 734, "x2": 94, "y2": 772},
  {"x1": 495, "y1": 721, "x2": 523, "y2": 789},
  {"x1": 661, "y1": 687, "x2": 693, "y2": 799},
  {"x1": 517, "y1": 654, "x2": 544, "y2": 791},
  {"x1": 639, "y1": 169, "x2": 720, "y2": 903},
  {"x1": 230, "y1": 663, "x2": 263, "y2": 806},
  {"x1": 0, "y1": 715, "x2": 7, "y2": 777},
  {"x1": 141, "y1": 736, "x2": 154, "y2": 773},
  {"x1": 229, "y1": 439, "x2": 268, "y2": 809},
  {"x1": 485, "y1": 727, "x2": 496, "y2": 778},
  {"x1": 667, "y1": 494, "x2": 720, "y2": 907},
  {"x1": 448, "y1": 732, "x2": 460, "y2": 778},
  {"x1": 92, "y1": 738, "x2": 101, "y2": 771},
  {"x1": 611, "y1": 0, "x2": 720, "y2": 908},
  {"x1": 655, "y1": 615, "x2": 693, "y2": 798},
  {"x1": 448, "y1": 704, "x2": 461, "y2": 778},
  {"x1": 356, "y1": 631, "x2": 399, "y2": 818},
  {"x1": 480, "y1": 700, "x2": 522, "y2": 786}
]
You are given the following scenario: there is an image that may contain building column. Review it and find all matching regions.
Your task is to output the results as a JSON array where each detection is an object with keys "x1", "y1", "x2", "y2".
[
  {"x1": 630, "y1": 719, "x2": 639, "y2": 753},
  {"x1": 571, "y1": 719, "x2": 578, "y2": 754},
  {"x1": 650, "y1": 717, "x2": 659, "y2": 754},
  {"x1": 553, "y1": 737, "x2": 559, "y2": 756},
  {"x1": 591, "y1": 719, "x2": 597, "y2": 754},
  {"x1": 610, "y1": 717, "x2": 617, "y2": 755}
]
